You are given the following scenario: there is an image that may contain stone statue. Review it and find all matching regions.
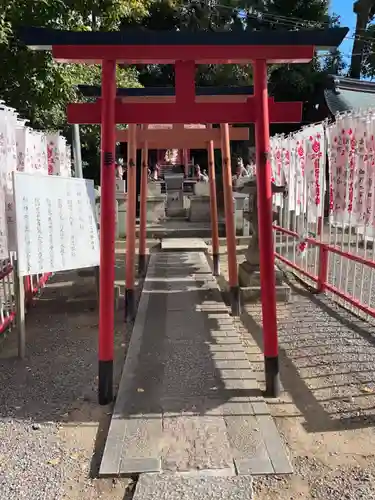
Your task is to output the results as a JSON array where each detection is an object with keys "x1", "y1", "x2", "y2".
[
  {"x1": 236, "y1": 157, "x2": 248, "y2": 178},
  {"x1": 238, "y1": 179, "x2": 287, "y2": 266},
  {"x1": 195, "y1": 164, "x2": 201, "y2": 179},
  {"x1": 153, "y1": 163, "x2": 160, "y2": 181},
  {"x1": 115, "y1": 158, "x2": 124, "y2": 179}
]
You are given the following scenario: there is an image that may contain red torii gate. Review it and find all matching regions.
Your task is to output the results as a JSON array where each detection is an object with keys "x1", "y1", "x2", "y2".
[
  {"x1": 115, "y1": 124, "x2": 250, "y2": 289},
  {"x1": 19, "y1": 26, "x2": 348, "y2": 405},
  {"x1": 76, "y1": 84, "x2": 292, "y2": 176},
  {"x1": 70, "y1": 87, "x2": 301, "y2": 322}
]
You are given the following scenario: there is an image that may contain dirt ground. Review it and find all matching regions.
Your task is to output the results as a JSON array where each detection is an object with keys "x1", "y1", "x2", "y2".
[
  {"x1": 217, "y1": 247, "x2": 375, "y2": 500},
  {"x1": 0, "y1": 250, "x2": 138, "y2": 500},
  {"x1": 2, "y1": 244, "x2": 375, "y2": 499}
]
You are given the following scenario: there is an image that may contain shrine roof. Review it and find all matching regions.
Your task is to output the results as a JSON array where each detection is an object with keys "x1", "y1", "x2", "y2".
[
  {"x1": 77, "y1": 85, "x2": 255, "y2": 97},
  {"x1": 324, "y1": 75, "x2": 375, "y2": 114},
  {"x1": 18, "y1": 26, "x2": 348, "y2": 64}
]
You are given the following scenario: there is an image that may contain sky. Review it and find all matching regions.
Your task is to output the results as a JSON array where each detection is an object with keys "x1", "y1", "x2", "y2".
[{"x1": 330, "y1": 0, "x2": 355, "y2": 64}]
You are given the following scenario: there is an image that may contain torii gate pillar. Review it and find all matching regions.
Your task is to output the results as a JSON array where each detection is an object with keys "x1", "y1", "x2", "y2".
[
  {"x1": 254, "y1": 59, "x2": 280, "y2": 397},
  {"x1": 221, "y1": 123, "x2": 239, "y2": 316},
  {"x1": 139, "y1": 131, "x2": 148, "y2": 277},
  {"x1": 98, "y1": 60, "x2": 116, "y2": 405},
  {"x1": 207, "y1": 127, "x2": 219, "y2": 276},
  {"x1": 125, "y1": 124, "x2": 137, "y2": 321}
]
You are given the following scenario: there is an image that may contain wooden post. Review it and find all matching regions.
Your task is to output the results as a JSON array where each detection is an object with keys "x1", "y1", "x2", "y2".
[
  {"x1": 14, "y1": 259, "x2": 26, "y2": 359},
  {"x1": 125, "y1": 124, "x2": 137, "y2": 321},
  {"x1": 207, "y1": 127, "x2": 220, "y2": 276},
  {"x1": 183, "y1": 148, "x2": 189, "y2": 177},
  {"x1": 138, "y1": 128, "x2": 148, "y2": 277},
  {"x1": 220, "y1": 123, "x2": 240, "y2": 316}
]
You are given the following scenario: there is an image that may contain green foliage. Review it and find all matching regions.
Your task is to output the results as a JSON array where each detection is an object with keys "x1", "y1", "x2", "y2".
[
  {"x1": 0, "y1": 0, "x2": 345, "y2": 182},
  {"x1": 0, "y1": 0, "x2": 150, "y2": 182},
  {"x1": 123, "y1": 0, "x2": 254, "y2": 88},
  {"x1": 242, "y1": 0, "x2": 342, "y2": 102},
  {"x1": 135, "y1": 0, "x2": 342, "y2": 103},
  {"x1": 358, "y1": 23, "x2": 375, "y2": 78}
]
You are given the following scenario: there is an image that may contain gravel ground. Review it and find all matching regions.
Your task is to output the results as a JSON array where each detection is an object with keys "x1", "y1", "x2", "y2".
[
  {"x1": 217, "y1": 249, "x2": 375, "y2": 499},
  {"x1": 4, "y1": 237, "x2": 375, "y2": 500},
  {"x1": 0, "y1": 253, "x2": 140, "y2": 500}
]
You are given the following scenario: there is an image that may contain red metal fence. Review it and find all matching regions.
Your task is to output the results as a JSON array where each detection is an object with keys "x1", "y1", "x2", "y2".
[
  {"x1": 0, "y1": 259, "x2": 51, "y2": 336},
  {"x1": 274, "y1": 222, "x2": 375, "y2": 322}
]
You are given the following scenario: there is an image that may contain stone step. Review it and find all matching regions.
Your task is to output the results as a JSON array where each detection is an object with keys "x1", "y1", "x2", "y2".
[
  {"x1": 166, "y1": 208, "x2": 187, "y2": 218},
  {"x1": 161, "y1": 238, "x2": 208, "y2": 252},
  {"x1": 241, "y1": 285, "x2": 291, "y2": 303},
  {"x1": 133, "y1": 474, "x2": 254, "y2": 500},
  {"x1": 239, "y1": 263, "x2": 284, "y2": 287},
  {"x1": 140, "y1": 226, "x2": 226, "y2": 238}
]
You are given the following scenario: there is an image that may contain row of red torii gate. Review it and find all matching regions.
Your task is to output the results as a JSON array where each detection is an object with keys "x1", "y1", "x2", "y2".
[{"x1": 19, "y1": 25, "x2": 348, "y2": 405}]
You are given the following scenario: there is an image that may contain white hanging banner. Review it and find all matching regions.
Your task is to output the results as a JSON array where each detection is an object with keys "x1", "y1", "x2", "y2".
[
  {"x1": 47, "y1": 132, "x2": 61, "y2": 175},
  {"x1": 0, "y1": 186, "x2": 9, "y2": 260},
  {"x1": 305, "y1": 124, "x2": 325, "y2": 224},
  {"x1": 2, "y1": 109, "x2": 18, "y2": 251}
]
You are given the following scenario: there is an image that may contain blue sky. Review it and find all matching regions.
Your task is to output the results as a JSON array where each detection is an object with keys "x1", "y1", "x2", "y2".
[{"x1": 330, "y1": 0, "x2": 355, "y2": 63}]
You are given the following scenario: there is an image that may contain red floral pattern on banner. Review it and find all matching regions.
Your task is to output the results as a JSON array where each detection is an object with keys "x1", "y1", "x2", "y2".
[
  {"x1": 47, "y1": 141, "x2": 55, "y2": 175},
  {"x1": 296, "y1": 139, "x2": 305, "y2": 208},
  {"x1": 347, "y1": 131, "x2": 356, "y2": 213},
  {"x1": 309, "y1": 133, "x2": 322, "y2": 207}
]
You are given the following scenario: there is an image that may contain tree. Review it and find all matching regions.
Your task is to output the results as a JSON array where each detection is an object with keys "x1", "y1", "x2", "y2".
[
  {"x1": 0, "y1": 0, "x2": 153, "y2": 181},
  {"x1": 0, "y1": 0, "x2": 346, "y2": 181},
  {"x1": 242, "y1": 1, "x2": 340, "y2": 100},
  {"x1": 121, "y1": 0, "x2": 254, "y2": 88},
  {"x1": 349, "y1": 0, "x2": 375, "y2": 78},
  {"x1": 129, "y1": 0, "x2": 343, "y2": 144}
]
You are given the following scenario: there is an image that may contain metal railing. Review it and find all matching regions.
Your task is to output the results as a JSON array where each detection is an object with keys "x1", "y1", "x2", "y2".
[
  {"x1": 274, "y1": 220, "x2": 375, "y2": 323},
  {"x1": 0, "y1": 259, "x2": 51, "y2": 336}
]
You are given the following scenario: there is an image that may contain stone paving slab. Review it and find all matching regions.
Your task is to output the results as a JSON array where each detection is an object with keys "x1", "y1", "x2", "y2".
[
  {"x1": 100, "y1": 251, "x2": 291, "y2": 477},
  {"x1": 133, "y1": 474, "x2": 254, "y2": 500},
  {"x1": 161, "y1": 237, "x2": 208, "y2": 252}
]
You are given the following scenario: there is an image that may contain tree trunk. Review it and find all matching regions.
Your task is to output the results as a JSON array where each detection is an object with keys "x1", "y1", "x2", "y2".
[{"x1": 349, "y1": 0, "x2": 374, "y2": 79}]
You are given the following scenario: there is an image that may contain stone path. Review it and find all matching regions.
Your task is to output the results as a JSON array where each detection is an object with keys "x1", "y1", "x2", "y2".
[
  {"x1": 133, "y1": 474, "x2": 254, "y2": 500},
  {"x1": 161, "y1": 237, "x2": 208, "y2": 252},
  {"x1": 100, "y1": 250, "x2": 291, "y2": 484}
]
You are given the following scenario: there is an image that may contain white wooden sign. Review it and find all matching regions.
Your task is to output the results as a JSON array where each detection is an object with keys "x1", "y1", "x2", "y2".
[{"x1": 13, "y1": 173, "x2": 99, "y2": 276}]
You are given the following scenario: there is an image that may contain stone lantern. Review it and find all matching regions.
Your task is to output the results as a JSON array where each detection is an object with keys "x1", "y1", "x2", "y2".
[{"x1": 237, "y1": 179, "x2": 290, "y2": 302}]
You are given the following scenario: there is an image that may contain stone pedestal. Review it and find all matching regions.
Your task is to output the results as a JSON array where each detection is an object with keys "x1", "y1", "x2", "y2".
[
  {"x1": 194, "y1": 182, "x2": 210, "y2": 197},
  {"x1": 116, "y1": 193, "x2": 127, "y2": 238},
  {"x1": 116, "y1": 179, "x2": 126, "y2": 193},
  {"x1": 233, "y1": 192, "x2": 249, "y2": 235},
  {"x1": 186, "y1": 183, "x2": 210, "y2": 222},
  {"x1": 238, "y1": 261, "x2": 290, "y2": 302},
  {"x1": 165, "y1": 173, "x2": 185, "y2": 217},
  {"x1": 164, "y1": 173, "x2": 184, "y2": 191},
  {"x1": 147, "y1": 181, "x2": 162, "y2": 196},
  {"x1": 183, "y1": 180, "x2": 196, "y2": 194},
  {"x1": 233, "y1": 176, "x2": 251, "y2": 190},
  {"x1": 145, "y1": 195, "x2": 166, "y2": 222},
  {"x1": 189, "y1": 195, "x2": 211, "y2": 222}
]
